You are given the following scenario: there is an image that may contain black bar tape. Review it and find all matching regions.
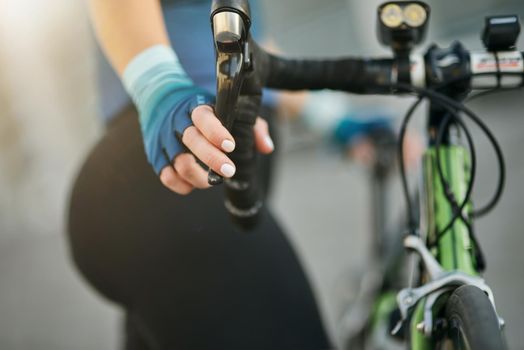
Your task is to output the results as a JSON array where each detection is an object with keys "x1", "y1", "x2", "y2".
[
  {"x1": 251, "y1": 41, "x2": 395, "y2": 94},
  {"x1": 224, "y1": 95, "x2": 262, "y2": 230}
]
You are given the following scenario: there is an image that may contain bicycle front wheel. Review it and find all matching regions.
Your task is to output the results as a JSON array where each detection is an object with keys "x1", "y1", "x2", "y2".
[{"x1": 437, "y1": 285, "x2": 506, "y2": 350}]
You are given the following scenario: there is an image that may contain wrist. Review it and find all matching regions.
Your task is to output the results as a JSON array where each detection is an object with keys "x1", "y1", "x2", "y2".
[
  {"x1": 122, "y1": 45, "x2": 213, "y2": 132},
  {"x1": 299, "y1": 91, "x2": 352, "y2": 134}
]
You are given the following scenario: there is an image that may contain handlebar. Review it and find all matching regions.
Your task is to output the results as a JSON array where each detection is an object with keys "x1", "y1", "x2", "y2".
[
  {"x1": 209, "y1": 0, "x2": 523, "y2": 231},
  {"x1": 253, "y1": 41, "x2": 524, "y2": 93}
]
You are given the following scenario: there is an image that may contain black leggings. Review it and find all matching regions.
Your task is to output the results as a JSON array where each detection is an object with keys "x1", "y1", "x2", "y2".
[{"x1": 67, "y1": 106, "x2": 331, "y2": 350}]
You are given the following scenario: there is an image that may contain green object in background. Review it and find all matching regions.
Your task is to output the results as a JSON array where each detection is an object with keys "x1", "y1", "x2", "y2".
[{"x1": 371, "y1": 291, "x2": 398, "y2": 330}]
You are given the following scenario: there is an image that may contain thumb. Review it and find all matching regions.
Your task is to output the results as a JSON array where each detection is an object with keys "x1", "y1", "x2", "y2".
[{"x1": 253, "y1": 117, "x2": 275, "y2": 154}]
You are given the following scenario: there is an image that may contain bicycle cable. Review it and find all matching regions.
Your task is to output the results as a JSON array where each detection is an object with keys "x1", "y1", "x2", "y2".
[
  {"x1": 433, "y1": 111, "x2": 487, "y2": 270},
  {"x1": 462, "y1": 87, "x2": 523, "y2": 217},
  {"x1": 396, "y1": 89, "x2": 477, "y2": 241},
  {"x1": 391, "y1": 75, "x2": 520, "y2": 270}
]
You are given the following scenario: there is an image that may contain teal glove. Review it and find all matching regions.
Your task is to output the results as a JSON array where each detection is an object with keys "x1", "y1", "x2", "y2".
[
  {"x1": 333, "y1": 116, "x2": 392, "y2": 146},
  {"x1": 123, "y1": 45, "x2": 214, "y2": 174}
]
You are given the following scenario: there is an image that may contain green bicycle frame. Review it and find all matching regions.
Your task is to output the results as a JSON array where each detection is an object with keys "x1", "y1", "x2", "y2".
[{"x1": 410, "y1": 140, "x2": 480, "y2": 348}]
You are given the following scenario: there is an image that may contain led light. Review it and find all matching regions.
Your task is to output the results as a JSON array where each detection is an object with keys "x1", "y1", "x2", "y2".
[
  {"x1": 403, "y1": 3, "x2": 427, "y2": 27},
  {"x1": 381, "y1": 4, "x2": 403, "y2": 28}
]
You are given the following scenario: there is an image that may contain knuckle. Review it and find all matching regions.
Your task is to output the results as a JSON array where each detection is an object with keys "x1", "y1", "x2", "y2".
[
  {"x1": 176, "y1": 160, "x2": 193, "y2": 178},
  {"x1": 191, "y1": 108, "x2": 205, "y2": 125},
  {"x1": 258, "y1": 117, "x2": 268, "y2": 127},
  {"x1": 193, "y1": 104, "x2": 213, "y2": 115},
  {"x1": 208, "y1": 129, "x2": 224, "y2": 144},
  {"x1": 257, "y1": 118, "x2": 269, "y2": 132},
  {"x1": 204, "y1": 153, "x2": 222, "y2": 170},
  {"x1": 182, "y1": 126, "x2": 198, "y2": 145},
  {"x1": 192, "y1": 105, "x2": 214, "y2": 124},
  {"x1": 159, "y1": 170, "x2": 177, "y2": 189}
]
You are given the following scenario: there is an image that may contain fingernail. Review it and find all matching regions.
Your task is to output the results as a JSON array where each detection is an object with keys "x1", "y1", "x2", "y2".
[
  {"x1": 221, "y1": 163, "x2": 236, "y2": 178},
  {"x1": 221, "y1": 139, "x2": 235, "y2": 153},
  {"x1": 264, "y1": 135, "x2": 274, "y2": 151}
]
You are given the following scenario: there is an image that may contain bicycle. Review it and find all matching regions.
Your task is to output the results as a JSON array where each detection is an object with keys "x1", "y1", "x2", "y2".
[{"x1": 207, "y1": 0, "x2": 522, "y2": 348}]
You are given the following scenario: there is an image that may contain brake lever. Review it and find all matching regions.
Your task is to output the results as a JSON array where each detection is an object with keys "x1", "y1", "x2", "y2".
[{"x1": 208, "y1": 10, "x2": 249, "y2": 185}]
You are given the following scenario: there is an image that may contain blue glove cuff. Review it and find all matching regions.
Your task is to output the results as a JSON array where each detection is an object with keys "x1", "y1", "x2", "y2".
[{"x1": 333, "y1": 117, "x2": 392, "y2": 146}]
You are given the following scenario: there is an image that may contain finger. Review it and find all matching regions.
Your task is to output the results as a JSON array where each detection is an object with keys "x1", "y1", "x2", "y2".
[
  {"x1": 349, "y1": 139, "x2": 376, "y2": 166},
  {"x1": 192, "y1": 105, "x2": 235, "y2": 153},
  {"x1": 182, "y1": 126, "x2": 236, "y2": 178},
  {"x1": 404, "y1": 131, "x2": 424, "y2": 170},
  {"x1": 253, "y1": 117, "x2": 274, "y2": 154},
  {"x1": 159, "y1": 166, "x2": 194, "y2": 195},
  {"x1": 174, "y1": 153, "x2": 210, "y2": 189}
]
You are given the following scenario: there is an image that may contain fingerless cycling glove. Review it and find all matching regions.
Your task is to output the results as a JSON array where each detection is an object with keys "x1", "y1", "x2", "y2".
[{"x1": 123, "y1": 45, "x2": 214, "y2": 174}]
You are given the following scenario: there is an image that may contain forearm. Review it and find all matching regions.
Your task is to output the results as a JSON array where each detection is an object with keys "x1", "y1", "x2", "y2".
[{"x1": 88, "y1": 0, "x2": 170, "y2": 76}]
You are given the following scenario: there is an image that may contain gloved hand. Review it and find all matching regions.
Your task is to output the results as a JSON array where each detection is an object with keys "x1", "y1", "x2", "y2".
[
  {"x1": 332, "y1": 117, "x2": 392, "y2": 147},
  {"x1": 333, "y1": 115, "x2": 423, "y2": 169},
  {"x1": 123, "y1": 45, "x2": 274, "y2": 195}
]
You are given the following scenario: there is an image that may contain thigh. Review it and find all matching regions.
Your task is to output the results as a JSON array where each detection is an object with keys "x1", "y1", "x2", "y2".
[{"x1": 67, "y1": 107, "x2": 331, "y2": 350}]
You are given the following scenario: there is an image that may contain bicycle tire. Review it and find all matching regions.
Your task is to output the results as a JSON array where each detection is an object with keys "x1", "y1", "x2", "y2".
[{"x1": 437, "y1": 285, "x2": 505, "y2": 350}]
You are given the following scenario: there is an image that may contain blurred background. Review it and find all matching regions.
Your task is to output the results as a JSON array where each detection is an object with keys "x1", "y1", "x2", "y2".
[{"x1": 0, "y1": 0, "x2": 523, "y2": 349}]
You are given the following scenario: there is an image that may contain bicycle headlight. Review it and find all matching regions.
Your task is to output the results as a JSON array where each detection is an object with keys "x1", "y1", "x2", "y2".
[
  {"x1": 377, "y1": 1, "x2": 430, "y2": 52},
  {"x1": 403, "y1": 3, "x2": 427, "y2": 28},
  {"x1": 381, "y1": 4, "x2": 403, "y2": 28}
]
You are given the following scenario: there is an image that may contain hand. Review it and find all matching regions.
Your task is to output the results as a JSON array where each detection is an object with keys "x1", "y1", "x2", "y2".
[
  {"x1": 159, "y1": 105, "x2": 275, "y2": 195},
  {"x1": 348, "y1": 130, "x2": 423, "y2": 169}
]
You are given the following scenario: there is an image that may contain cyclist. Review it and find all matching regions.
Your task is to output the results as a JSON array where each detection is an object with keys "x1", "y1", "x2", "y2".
[{"x1": 68, "y1": 0, "x2": 331, "y2": 349}]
